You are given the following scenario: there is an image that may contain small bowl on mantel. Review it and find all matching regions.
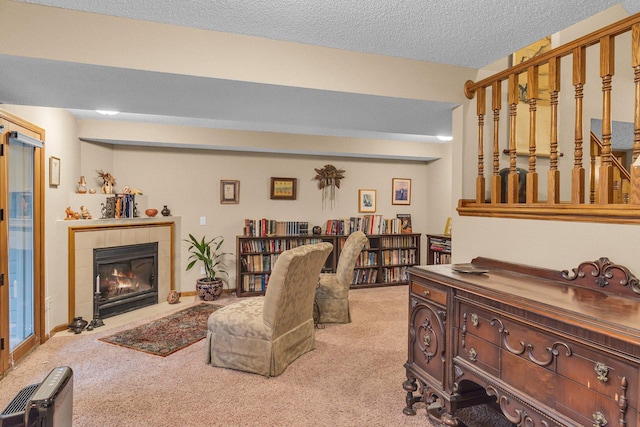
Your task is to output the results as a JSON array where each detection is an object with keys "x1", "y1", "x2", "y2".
[{"x1": 145, "y1": 208, "x2": 158, "y2": 217}]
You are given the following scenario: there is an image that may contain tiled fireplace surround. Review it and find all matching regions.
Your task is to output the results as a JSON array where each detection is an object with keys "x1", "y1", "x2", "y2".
[{"x1": 68, "y1": 221, "x2": 175, "y2": 322}]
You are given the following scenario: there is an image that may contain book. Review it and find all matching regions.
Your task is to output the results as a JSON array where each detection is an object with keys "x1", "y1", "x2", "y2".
[{"x1": 397, "y1": 214, "x2": 412, "y2": 234}]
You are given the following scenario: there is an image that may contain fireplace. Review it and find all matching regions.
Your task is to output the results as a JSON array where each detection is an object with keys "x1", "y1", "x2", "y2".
[{"x1": 93, "y1": 242, "x2": 158, "y2": 319}]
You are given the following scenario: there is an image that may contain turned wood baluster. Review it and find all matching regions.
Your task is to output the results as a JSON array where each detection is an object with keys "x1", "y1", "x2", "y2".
[
  {"x1": 548, "y1": 57, "x2": 561, "y2": 204},
  {"x1": 491, "y1": 81, "x2": 502, "y2": 204},
  {"x1": 598, "y1": 35, "x2": 615, "y2": 204},
  {"x1": 476, "y1": 86, "x2": 486, "y2": 203},
  {"x1": 631, "y1": 23, "x2": 640, "y2": 204},
  {"x1": 526, "y1": 66, "x2": 539, "y2": 203},
  {"x1": 507, "y1": 74, "x2": 519, "y2": 203},
  {"x1": 572, "y1": 46, "x2": 586, "y2": 204}
]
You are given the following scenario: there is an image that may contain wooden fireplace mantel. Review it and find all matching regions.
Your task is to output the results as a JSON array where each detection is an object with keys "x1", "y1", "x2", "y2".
[{"x1": 403, "y1": 257, "x2": 640, "y2": 426}]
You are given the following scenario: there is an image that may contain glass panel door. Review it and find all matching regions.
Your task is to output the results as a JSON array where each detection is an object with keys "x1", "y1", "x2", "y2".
[{"x1": 8, "y1": 139, "x2": 35, "y2": 351}]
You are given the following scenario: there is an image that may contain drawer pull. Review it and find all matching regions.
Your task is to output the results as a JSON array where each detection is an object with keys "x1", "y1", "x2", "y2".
[
  {"x1": 594, "y1": 362, "x2": 609, "y2": 383},
  {"x1": 468, "y1": 347, "x2": 477, "y2": 362},
  {"x1": 423, "y1": 334, "x2": 431, "y2": 347},
  {"x1": 471, "y1": 313, "x2": 479, "y2": 327},
  {"x1": 423, "y1": 290, "x2": 430, "y2": 297},
  {"x1": 592, "y1": 411, "x2": 607, "y2": 427}
]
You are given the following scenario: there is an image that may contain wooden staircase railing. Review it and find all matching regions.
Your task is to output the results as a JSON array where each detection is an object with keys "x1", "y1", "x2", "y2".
[{"x1": 459, "y1": 12, "x2": 640, "y2": 224}]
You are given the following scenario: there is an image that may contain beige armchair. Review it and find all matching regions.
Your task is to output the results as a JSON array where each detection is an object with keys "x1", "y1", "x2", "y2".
[
  {"x1": 314, "y1": 231, "x2": 368, "y2": 323},
  {"x1": 205, "y1": 242, "x2": 333, "y2": 377}
]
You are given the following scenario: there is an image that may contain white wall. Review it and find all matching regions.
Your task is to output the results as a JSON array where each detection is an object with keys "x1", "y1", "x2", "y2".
[{"x1": 106, "y1": 144, "x2": 432, "y2": 292}]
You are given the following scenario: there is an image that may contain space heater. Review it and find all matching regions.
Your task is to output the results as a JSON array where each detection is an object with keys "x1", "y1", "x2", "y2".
[{"x1": 0, "y1": 366, "x2": 73, "y2": 427}]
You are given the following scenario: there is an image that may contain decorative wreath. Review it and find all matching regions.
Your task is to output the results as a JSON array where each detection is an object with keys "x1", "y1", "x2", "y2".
[{"x1": 313, "y1": 164, "x2": 345, "y2": 209}]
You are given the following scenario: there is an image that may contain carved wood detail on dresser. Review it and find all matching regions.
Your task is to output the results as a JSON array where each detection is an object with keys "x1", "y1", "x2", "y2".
[{"x1": 403, "y1": 257, "x2": 640, "y2": 426}]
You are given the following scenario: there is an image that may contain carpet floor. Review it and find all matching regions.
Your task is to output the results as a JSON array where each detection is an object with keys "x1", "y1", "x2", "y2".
[
  {"x1": 0, "y1": 286, "x2": 512, "y2": 426},
  {"x1": 99, "y1": 303, "x2": 220, "y2": 356}
]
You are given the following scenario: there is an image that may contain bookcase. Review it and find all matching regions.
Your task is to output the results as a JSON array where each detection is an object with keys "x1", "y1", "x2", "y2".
[
  {"x1": 426, "y1": 234, "x2": 451, "y2": 265},
  {"x1": 236, "y1": 233, "x2": 421, "y2": 297}
]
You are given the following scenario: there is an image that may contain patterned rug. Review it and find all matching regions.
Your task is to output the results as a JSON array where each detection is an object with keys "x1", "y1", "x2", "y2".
[{"x1": 99, "y1": 303, "x2": 220, "y2": 356}]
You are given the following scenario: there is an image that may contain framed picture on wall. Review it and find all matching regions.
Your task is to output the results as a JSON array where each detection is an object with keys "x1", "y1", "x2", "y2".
[
  {"x1": 220, "y1": 180, "x2": 239, "y2": 204},
  {"x1": 270, "y1": 177, "x2": 297, "y2": 200},
  {"x1": 49, "y1": 156, "x2": 60, "y2": 187},
  {"x1": 358, "y1": 189, "x2": 376, "y2": 213},
  {"x1": 392, "y1": 178, "x2": 411, "y2": 205}
]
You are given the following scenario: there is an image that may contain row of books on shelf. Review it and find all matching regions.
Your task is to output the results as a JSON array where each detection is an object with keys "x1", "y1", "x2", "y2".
[
  {"x1": 240, "y1": 238, "x2": 325, "y2": 254},
  {"x1": 241, "y1": 274, "x2": 270, "y2": 293},
  {"x1": 380, "y1": 235, "x2": 418, "y2": 248},
  {"x1": 241, "y1": 254, "x2": 280, "y2": 273},
  {"x1": 381, "y1": 249, "x2": 417, "y2": 266},
  {"x1": 103, "y1": 194, "x2": 136, "y2": 219},
  {"x1": 429, "y1": 235, "x2": 451, "y2": 252},
  {"x1": 381, "y1": 266, "x2": 409, "y2": 283},
  {"x1": 326, "y1": 214, "x2": 412, "y2": 235},
  {"x1": 431, "y1": 252, "x2": 451, "y2": 264},
  {"x1": 243, "y1": 219, "x2": 309, "y2": 237},
  {"x1": 355, "y1": 251, "x2": 377, "y2": 267},
  {"x1": 352, "y1": 268, "x2": 378, "y2": 285}
]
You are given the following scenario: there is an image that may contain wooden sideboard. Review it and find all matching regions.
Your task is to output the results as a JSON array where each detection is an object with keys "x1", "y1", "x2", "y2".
[{"x1": 403, "y1": 257, "x2": 640, "y2": 426}]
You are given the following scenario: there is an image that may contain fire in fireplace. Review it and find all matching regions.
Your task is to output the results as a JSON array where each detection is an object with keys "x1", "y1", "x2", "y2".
[{"x1": 93, "y1": 242, "x2": 158, "y2": 318}]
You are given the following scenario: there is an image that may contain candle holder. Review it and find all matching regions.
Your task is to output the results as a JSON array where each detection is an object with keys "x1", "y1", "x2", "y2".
[{"x1": 88, "y1": 291, "x2": 105, "y2": 329}]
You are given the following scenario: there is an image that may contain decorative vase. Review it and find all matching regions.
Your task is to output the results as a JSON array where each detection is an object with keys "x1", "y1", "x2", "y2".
[
  {"x1": 161, "y1": 205, "x2": 171, "y2": 216},
  {"x1": 196, "y1": 279, "x2": 223, "y2": 301},
  {"x1": 166, "y1": 290, "x2": 180, "y2": 304},
  {"x1": 77, "y1": 176, "x2": 87, "y2": 194},
  {"x1": 145, "y1": 208, "x2": 158, "y2": 217}
]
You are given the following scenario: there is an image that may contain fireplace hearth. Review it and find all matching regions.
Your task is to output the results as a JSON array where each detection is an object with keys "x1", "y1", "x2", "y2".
[{"x1": 94, "y1": 242, "x2": 158, "y2": 319}]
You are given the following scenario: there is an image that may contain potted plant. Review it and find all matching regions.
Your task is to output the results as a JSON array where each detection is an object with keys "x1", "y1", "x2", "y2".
[{"x1": 185, "y1": 234, "x2": 229, "y2": 301}]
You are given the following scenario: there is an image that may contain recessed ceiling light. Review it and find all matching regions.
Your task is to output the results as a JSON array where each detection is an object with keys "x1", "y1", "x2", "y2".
[
  {"x1": 95, "y1": 110, "x2": 119, "y2": 116},
  {"x1": 437, "y1": 135, "x2": 453, "y2": 141}
]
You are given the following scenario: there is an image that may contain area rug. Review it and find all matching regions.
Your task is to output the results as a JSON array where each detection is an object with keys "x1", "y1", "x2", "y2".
[{"x1": 99, "y1": 303, "x2": 220, "y2": 356}]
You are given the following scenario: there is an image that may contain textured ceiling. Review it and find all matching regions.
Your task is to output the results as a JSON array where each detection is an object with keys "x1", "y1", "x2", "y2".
[
  {"x1": 3, "y1": 0, "x2": 640, "y2": 144},
  {"x1": 15, "y1": 0, "x2": 640, "y2": 67}
]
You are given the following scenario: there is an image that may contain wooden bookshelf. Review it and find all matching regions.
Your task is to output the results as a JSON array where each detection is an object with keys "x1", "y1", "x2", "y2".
[
  {"x1": 426, "y1": 234, "x2": 451, "y2": 265},
  {"x1": 236, "y1": 233, "x2": 421, "y2": 297}
]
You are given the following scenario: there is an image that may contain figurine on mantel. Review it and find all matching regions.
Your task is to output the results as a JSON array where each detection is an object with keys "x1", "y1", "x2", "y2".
[
  {"x1": 97, "y1": 170, "x2": 116, "y2": 194},
  {"x1": 64, "y1": 206, "x2": 80, "y2": 220},
  {"x1": 80, "y1": 205, "x2": 93, "y2": 220},
  {"x1": 122, "y1": 186, "x2": 143, "y2": 195}
]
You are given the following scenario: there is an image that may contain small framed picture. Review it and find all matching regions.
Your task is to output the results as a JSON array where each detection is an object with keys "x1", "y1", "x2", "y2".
[
  {"x1": 49, "y1": 156, "x2": 60, "y2": 187},
  {"x1": 270, "y1": 177, "x2": 297, "y2": 200},
  {"x1": 358, "y1": 189, "x2": 376, "y2": 213},
  {"x1": 392, "y1": 178, "x2": 411, "y2": 205},
  {"x1": 220, "y1": 180, "x2": 239, "y2": 204}
]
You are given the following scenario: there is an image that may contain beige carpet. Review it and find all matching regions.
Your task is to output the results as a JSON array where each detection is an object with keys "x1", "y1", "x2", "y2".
[{"x1": 0, "y1": 286, "x2": 511, "y2": 427}]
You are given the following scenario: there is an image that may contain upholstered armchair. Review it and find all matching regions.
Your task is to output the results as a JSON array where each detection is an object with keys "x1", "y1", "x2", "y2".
[
  {"x1": 205, "y1": 242, "x2": 333, "y2": 377},
  {"x1": 314, "y1": 231, "x2": 368, "y2": 324}
]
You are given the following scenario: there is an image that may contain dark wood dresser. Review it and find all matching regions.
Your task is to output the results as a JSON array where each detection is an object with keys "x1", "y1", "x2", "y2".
[{"x1": 403, "y1": 257, "x2": 640, "y2": 426}]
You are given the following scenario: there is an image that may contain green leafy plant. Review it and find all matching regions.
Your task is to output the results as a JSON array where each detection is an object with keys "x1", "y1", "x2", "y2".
[{"x1": 184, "y1": 234, "x2": 229, "y2": 280}]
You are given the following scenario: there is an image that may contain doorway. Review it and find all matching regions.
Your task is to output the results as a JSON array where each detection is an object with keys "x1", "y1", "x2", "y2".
[{"x1": 0, "y1": 111, "x2": 45, "y2": 377}]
